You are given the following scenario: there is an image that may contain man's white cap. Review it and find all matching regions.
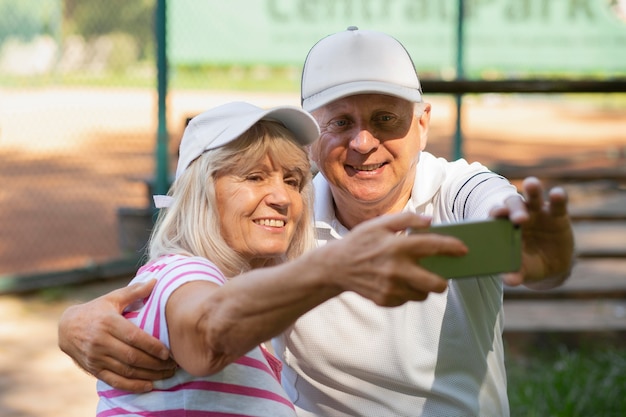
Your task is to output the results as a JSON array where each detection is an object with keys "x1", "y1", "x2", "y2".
[
  {"x1": 301, "y1": 26, "x2": 423, "y2": 112},
  {"x1": 153, "y1": 101, "x2": 319, "y2": 208},
  {"x1": 176, "y1": 101, "x2": 320, "y2": 179}
]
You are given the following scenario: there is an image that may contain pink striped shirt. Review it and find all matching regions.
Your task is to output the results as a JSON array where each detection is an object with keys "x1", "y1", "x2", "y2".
[{"x1": 96, "y1": 254, "x2": 296, "y2": 417}]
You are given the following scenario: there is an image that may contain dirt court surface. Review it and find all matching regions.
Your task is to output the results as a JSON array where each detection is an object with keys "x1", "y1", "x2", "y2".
[
  {"x1": 0, "y1": 88, "x2": 624, "y2": 416},
  {"x1": 0, "y1": 278, "x2": 129, "y2": 417}
]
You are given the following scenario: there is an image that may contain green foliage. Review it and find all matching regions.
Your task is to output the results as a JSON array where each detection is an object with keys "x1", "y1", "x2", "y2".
[
  {"x1": 64, "y1": 0, "x2": 154, "y2": 59},
  {"x1": 507, "y1": 345, "x2": 626, "y2": 417},
  {"x1": 170, "y1": 64, "x2": 300, "y2": 92},
  {"x1": 0, "y1": 63, "x2": 300, "y2": 91},
  {"x1": 0, "y1": 0, "x2": 61, "y2": 43},
  {"x1": 105, "y1": 32, "x2": 141, "y2": 74}
]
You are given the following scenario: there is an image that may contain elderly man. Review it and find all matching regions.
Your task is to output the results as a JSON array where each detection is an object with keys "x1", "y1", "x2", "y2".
[{"x1": 58, "y1": 27, "x2": 573, "y2": 417}]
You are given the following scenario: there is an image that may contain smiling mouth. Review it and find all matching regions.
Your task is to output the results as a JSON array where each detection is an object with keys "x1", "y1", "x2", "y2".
[
  {"x1": 351, "y1": 162, "x2": 385, "y2": 172},
  {"x1": 254, "y1": 219, "x2": 285, "y2": 227}
]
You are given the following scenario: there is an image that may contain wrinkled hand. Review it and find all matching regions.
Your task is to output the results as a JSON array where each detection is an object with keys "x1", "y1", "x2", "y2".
[
  {"x1": 323, "y1": 212, "x2": 469, "y2": 306},
  {"x1": 58, "y1": 279, "x2": 177, "y2": 392},
  {"x1": 490, "y1": 177, "x2": 574, "y2": 289}
]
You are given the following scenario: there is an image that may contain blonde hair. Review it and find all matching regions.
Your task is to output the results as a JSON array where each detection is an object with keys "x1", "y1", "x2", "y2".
[{"x1": 148, "y1": 120, "x2": 315, "y2": 277}]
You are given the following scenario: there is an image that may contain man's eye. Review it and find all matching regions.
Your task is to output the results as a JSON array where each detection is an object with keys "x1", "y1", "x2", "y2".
[
  {"x1": 376, "y1": 114, "x2": 395, "y2": 123},
  {"x1": 330, "y1": 119, "x2": 349, "y2": 128}
]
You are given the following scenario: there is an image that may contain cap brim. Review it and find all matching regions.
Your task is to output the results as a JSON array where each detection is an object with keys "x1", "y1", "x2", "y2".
[
  {"x1": 260, "y1": 106, "x2": 320, "y2": 146},
  {"x1": 303, "y1": 81, "x2": 423, "y2": 112}
]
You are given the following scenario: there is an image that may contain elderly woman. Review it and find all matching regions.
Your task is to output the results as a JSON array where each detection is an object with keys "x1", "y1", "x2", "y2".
[{"x1": 96, "y1": 101, "x2": 319, "y2": 416}]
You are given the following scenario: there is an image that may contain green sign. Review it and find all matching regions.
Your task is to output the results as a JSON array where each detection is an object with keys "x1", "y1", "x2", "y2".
[{"x1": 169, "y1": 0, "x2": 626, "y2": 76}]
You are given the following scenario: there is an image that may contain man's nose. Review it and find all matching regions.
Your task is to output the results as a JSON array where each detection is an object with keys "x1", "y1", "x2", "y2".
[{"x1": 349, "y1": 128, "x2": 380, "y2": 154}]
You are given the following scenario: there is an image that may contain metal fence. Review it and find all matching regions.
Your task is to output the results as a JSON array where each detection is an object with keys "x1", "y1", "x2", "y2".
[
  {"x1": 0, "y1": 0, "x2": 159, "y2": 281},
  {"x1": 1, "y1": 0, "x2": 625, "y2": 293},
  {"x1": 0, "y1": 0, "x2": 303, "y2": 290}
]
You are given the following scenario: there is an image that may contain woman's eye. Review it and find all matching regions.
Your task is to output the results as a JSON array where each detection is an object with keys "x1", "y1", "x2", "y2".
[
  {"x1": 284, "y1": 172, "x2": 304, "y2": 188},
  {"x1": 245, "y1": 173, "x2": 263, "y2": 182},
  {"x1": 285, "y1": 177, "x2": 301, "y2": 188}
]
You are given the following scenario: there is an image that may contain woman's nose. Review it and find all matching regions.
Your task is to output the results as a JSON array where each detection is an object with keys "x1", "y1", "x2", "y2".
[{"x1": 265, "y1": 180, "x2": 291, "y2": 208}]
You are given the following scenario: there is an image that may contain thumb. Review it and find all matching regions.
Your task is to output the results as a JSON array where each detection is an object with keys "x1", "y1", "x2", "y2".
[
  {"x1": 372, "y1": 212, "x2": 433, "y2": 234},
  {"x1": 109, "y1": 279, "x2": 157, "y2": 311}
]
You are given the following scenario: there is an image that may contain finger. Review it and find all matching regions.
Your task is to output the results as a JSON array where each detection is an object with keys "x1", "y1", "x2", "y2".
[
  {"x1": 501, "y1": 194, "x2": 528, "y2": 224},
  {"x1": 95, "y1": 369, "x2": 154, "y2": 393},
  {"x1": 98, "y1": 350, "x2": 176, "y2": 380},
  {"x1": 85, "y1": 334, "x2": 175, "y2": 380},
  {"x1": 108, "y1": 338, "x2": 176, "y2": 373},
  {"x1": 548, "y1": 186, "x2": 569, "y2": 217},
  {"x1": 522, "y1": 177, "x2": 544, "y2": 212},
  {"x1": 372, "y1": 268, "x2": 448, "y2": 307},
  {"x1": 105, "y1": 312, "x2": 172, "y2": 362},
  {"x1": 402, "y1": 267, "x2": 449, "y2": 296},
  {"x1": 405, "y1": 233, "x2": 468, "y2": 258},
  {"x1": 488, "y1": 203, "x2": 509, "y2": 219},
  {"x1": 416, "y1": 271, "x2": 449, "y2": 293},
  {"x1": 368, "y1": 212, "x2": 433, "y2": 234},
  {"x1": 502, "y1": 271, "x2": 524, "y2": 287}
]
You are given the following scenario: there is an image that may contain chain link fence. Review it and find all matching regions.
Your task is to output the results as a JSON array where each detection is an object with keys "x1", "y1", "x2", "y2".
[
  {"x1": 1, "y1": 0, "x2": 625, "y2": 290},
  {"x1": 0, "y1": 0, "x2": 304, "y2": 287},
  {"x1": 0, "y1": 0, "x2": 161, "y2": 280}
]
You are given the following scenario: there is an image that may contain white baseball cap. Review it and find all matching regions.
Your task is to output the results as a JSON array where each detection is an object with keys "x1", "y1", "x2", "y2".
[
  {"x1": 153, "y1": 101, "x2": 319, "y2": 208},
  {"x1": 176, "y1": 101, "x2": 320, "y2": 179},
  {"x1": 301, "y1": 26, "x2": 423, "y2": 112}
]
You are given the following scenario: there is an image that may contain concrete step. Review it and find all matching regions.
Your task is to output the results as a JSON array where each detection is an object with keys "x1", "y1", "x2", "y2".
[
  {"x1": 503, "y1": 299, "x2": 626, "y2": 331},
  {"x1": 572, "y1": 221, "x2": 626, "y2": 258},
  {"x1": 504, "y1": 259, "x2": 626, "y2": 300},
  {"x1": 503, "y1": 217, "x2": 626, "y2": 331}
]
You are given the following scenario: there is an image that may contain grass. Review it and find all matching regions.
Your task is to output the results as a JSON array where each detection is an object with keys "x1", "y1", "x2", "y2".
[
  {"x1": 0, "y1": 64, "x2": 301, "y2": 92},
  {"x1": 506, "y1": 344, "x2": 626, "y2": 417},
  {"x1": 2, "y1": 66, "x2": 625, "y2": 111}
]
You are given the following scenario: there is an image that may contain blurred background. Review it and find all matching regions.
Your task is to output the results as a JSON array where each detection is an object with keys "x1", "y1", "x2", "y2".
[{"x1": 0, "y1": 0, "x2": 625, "y2": 416}]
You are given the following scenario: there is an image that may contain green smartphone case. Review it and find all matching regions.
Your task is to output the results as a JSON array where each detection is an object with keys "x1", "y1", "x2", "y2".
[{"x1": 416, "y1": 219, "x2": 522, "y2": 279}]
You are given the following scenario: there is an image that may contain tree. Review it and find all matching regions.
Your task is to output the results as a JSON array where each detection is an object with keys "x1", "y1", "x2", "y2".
[
  {"x1": 63, "y1": 0, "x2": 155, "y2": 59},
  {"x1": 0, "y1": 0, "x2": 60, "y2": 44}
]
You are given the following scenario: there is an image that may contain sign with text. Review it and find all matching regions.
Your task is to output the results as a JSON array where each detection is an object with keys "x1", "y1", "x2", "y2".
[{"x1": 169, "y1": 0, "x2": 626, "y2": 76}]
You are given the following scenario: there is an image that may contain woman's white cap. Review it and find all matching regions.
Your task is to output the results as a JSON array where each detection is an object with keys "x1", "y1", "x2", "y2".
[
  {"x1": 301, "y1": 26, "x2": 423, "y2": 112},
  {"x1": 153, "y1": 101, "x2": 319, "y2": 209},
  {"x1": 176, "y1": 101, "x2": 320, "y2": 179}
]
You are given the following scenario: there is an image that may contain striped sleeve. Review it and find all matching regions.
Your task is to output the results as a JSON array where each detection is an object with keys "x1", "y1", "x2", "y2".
[
  {"x1": 133, "y1": 256, "x2": 227, "y2": 348},
  {"x1": 450, "y1": 170, "x2": 518, "y2": 221}
]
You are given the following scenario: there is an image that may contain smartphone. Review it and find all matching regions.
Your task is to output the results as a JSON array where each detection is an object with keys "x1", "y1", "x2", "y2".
[{"x1": 412, "y1": 218, "x2": 522, "y2": 279}]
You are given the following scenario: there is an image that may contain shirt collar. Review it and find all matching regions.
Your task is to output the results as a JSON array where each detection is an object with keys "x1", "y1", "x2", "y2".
[{"x1": 312, "y1": 152, "x2": 447, "y2": 237}]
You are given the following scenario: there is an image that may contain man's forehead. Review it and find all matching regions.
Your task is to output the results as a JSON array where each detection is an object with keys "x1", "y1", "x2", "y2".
[{"x1": 320, "y1": 94, "x2": 414, "y2": 113}]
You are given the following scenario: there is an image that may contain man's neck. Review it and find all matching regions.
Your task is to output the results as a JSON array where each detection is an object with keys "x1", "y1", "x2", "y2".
[{"x1": 332, "y1": 191, "x2": 412, "y2": 230}]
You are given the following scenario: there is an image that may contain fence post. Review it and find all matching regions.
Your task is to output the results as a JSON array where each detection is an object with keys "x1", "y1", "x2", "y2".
[
  {"x1": 453, "y1": 0, "x2": 465, "y2": 160},
  {"x1": 154, "y1": 0, "x2": 169, "y2": 198}
]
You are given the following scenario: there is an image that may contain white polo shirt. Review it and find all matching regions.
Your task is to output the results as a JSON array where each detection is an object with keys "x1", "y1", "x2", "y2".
[{"x1": 273, "y1": 152, "x2": 518, "y2": 417}]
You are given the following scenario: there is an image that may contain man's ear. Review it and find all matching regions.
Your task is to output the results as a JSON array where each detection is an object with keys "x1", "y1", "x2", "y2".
[
  {"x1": 306, "y1": 142, "x2": 315, "y2": 162},
  {"x1": 305, "y1": 144, "x2": 318, "y2": 172},
  {"x1": 419, "y1": 103, "x2": 432, "y2": 151}
]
